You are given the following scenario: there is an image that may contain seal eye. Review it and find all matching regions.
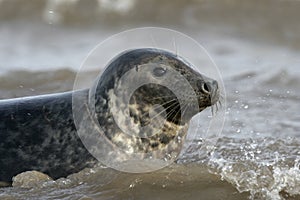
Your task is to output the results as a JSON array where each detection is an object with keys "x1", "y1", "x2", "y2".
[{"x1": 153, "y1": 67, "x2": 167, "y2": 77}]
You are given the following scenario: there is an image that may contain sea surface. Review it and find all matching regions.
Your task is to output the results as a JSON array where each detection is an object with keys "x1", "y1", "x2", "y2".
[{"x1": 0, "y1": 0, "x2": 300, "y2": 200}]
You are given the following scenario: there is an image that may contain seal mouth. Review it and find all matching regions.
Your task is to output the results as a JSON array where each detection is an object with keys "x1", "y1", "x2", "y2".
[{"x1": 209, "y1": 81, "x2": 220, "y2": 106}]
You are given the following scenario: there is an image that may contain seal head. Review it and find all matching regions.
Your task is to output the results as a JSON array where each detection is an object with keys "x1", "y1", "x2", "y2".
[{"x1": 90, "y1": 48, "x2": 219, "y2": 158}]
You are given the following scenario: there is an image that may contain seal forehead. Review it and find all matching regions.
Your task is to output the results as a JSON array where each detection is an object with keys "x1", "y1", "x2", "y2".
[{"x1": 101, "y1": 48, "x2": 203, "y2": 81}]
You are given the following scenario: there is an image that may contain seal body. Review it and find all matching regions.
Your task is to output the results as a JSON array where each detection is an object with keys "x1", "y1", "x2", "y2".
[
  {"x1": 0, "y1": 48, "x2": 219, "y2": 182},
  {"x1": 0, "y1": 91, "x2": 96, "y2": 182}
]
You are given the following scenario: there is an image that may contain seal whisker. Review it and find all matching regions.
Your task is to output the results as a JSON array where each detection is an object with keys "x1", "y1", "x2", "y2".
[
  {"x1": 155, "y1": 98, "x2": 178, "y2": 106},
  {"x1": 180, "y1": 102, "x2": 190, "y2": 120},
  {"x1": 219, "y1": 100, "x2": 222, "y2": 110},
  {"x1": 170, "y1": 104, "x2": 182, "y2": 125},
  {"x1": 219, "y1": 93, "x2": 225, "y2": 102},
  {"x1": 219, "y1": 99, "x2": 222, "y2": 108},
  {"x1": 215, "y1": 104, "x2": 218, "y2": 115},
  {"x1": 165, "y1": 103, "x2": 181, "y2": 124},
  {"x1": 169, "y1": 102, "x2": 189, "y2": 125},
  {"x1": 146, "y1": 100, "x2": 180, "y2": 121},
  {"x1": 139, "y1": 99, "x2": 179, "y2": 119},
  {"x1": 146, "y1": 95, "x2": 180, "y2": 101},
  {"x1": 172, "y1": 36, "x2": 178, "y2": 56},
  {"x1": 166, "y1": 103, "x2": 181, "y2": 119}
]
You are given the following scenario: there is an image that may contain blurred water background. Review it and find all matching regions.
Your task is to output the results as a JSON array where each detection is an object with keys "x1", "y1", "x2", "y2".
[{"x1": 0, "y1": 0, "x2": 300, "y2": 199}]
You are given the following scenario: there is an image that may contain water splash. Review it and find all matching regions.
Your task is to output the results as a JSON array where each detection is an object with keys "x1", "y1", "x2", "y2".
[{"x1": 208, "y1": 137, "x2": 300, "y2": 200}]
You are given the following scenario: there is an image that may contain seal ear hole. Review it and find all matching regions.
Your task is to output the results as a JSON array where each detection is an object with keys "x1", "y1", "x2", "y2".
[{"x1": 152, "y1": 67, "x2": 167, "y2": 77}]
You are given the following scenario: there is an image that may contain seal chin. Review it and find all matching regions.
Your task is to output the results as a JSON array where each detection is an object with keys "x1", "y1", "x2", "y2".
[{"x1": 211, "y1": 80, "x2": 220, "y2": 105}]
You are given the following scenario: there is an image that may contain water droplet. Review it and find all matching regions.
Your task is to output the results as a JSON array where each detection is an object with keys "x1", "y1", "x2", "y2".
[
  {"x1": 235, "y1": 100, "x2": 239, "y2": 104},
  {"x1": 250, "y1": 143, "x2": 257, "y2": 149},
  {"x1": 256, "y1": 150, "x2": 261, "y2": 154},
  {"x1": 236, "y1": 129, "x2": 241, "y2": 133},
  {"x1": 244, "y1": 105, "x2": 249, "y2": 109}
]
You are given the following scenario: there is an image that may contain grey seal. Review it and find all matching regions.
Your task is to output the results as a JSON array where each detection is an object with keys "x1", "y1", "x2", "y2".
[{"x1": 0, "y1": 48, "x2": 219, "y2": 182}]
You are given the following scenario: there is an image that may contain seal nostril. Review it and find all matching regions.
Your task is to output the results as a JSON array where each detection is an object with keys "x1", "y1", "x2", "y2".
[{"x1": 201, "y1": 82, "x2": 210, "y2": 94}]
